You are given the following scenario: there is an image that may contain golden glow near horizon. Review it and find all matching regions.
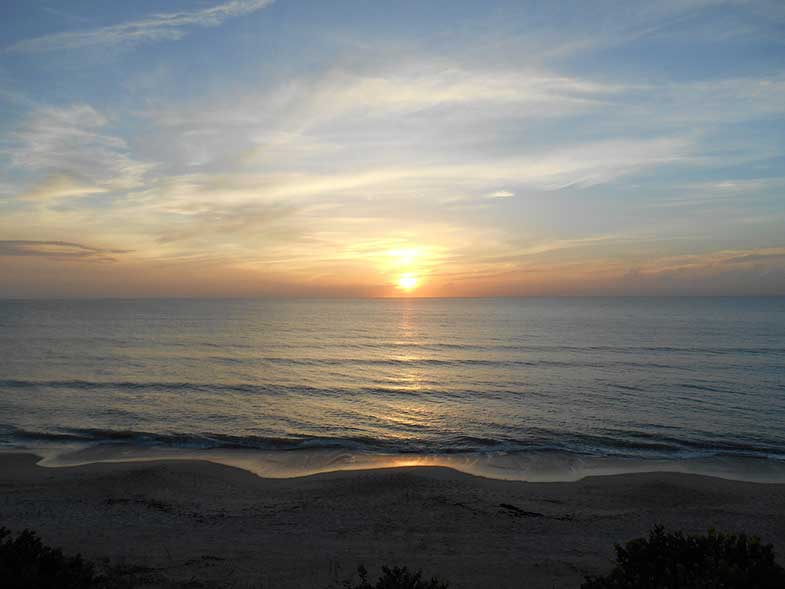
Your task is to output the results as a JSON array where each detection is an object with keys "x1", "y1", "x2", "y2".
[
  {"x1": 2, "y1": 1, "x2": 785, "y2": 298},
  {"x1": 388, "y1": 248, "x2": 419, "y2": 266},
  {"x1": 387, "y1": 248, "x2": 423, "y2": 294},
  {"x1": 397, "y1": 274, "x2": 419, "y2": 292}
]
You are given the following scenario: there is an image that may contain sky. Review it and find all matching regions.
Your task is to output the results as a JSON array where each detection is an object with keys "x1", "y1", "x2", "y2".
[{"x1": 0, "y1": 0, "x2": 784, "y2": 297}]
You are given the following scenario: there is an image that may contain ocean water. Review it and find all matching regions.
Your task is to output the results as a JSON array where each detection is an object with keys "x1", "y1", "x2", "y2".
[{"x1": 1, "y1": 297, "x2": 784, "y2": 481}]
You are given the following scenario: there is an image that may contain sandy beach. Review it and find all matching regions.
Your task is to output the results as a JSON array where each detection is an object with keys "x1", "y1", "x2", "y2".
[{"x1": 2, "y1": 453, "x2": 785, "y2": 588}]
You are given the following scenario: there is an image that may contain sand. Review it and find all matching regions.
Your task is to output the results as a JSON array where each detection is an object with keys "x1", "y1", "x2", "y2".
[{"x1": 2, "y1": 453, "x2": 785, "y2": 588}]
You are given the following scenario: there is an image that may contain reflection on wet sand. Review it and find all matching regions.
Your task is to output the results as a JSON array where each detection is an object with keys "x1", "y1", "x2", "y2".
[{"x1": 19, "y1": 445, "x2": 785, "y2": 484}]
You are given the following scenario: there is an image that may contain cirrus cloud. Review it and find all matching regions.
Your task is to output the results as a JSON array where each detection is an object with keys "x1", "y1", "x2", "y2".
[
  {"x1": 0, "y1": 240, "x2": 130, "y2": 262},
  {"x1": 3, "y1": 0, "x2": 275, "y2": 54}
]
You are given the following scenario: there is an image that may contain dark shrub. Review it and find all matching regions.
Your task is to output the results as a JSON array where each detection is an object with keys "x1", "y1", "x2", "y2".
[
  {"x1": 0, "y1": 527, "x2": 98, "y2": 589},
  {"x1": 342, "y1": 564, "x2": 449, "y2": 589},
  {"x1": 582, "y1": 525, "x2": 785, "y2": 588}
]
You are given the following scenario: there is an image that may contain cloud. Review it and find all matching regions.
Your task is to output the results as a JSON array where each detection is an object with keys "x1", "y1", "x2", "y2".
[
  {"x1": 148, "y1": 64, "x2": 619, "y2": 143},
  {"x1": 644, "y1": 178, "x2": 785, "y2": 208},
  {"x1": 9, "y1": 104, "x2": 153, "y2": 195},
  {"x1": 429, "y1": 242, "x2": 785, "y2": 296},
  {"x1": 626, "y1": 247, "x2": 785, "y2": 277},
  {"x1": 612, "y1": 246, "x2": 785, "y2": 295},
  {"x1": 640, "y1": 75, "x2": 785, "y2": 125},
  {"x1": 490, "y1": 0, "x2": 785, "y2": 65},
  {"x1": 523, "y1": 138, "x2": 691, "y2": 189},
  {"x1": 17, "y1": 174, "x2": 107, "y2": 201},
  {"x1": 136, "y1": 136, "x2": 690, "y2": 208},
  {"x1": 486, "y1": 190, "x2": 515, "y2": 199},
  {"x1": 155, "y1": 200, "x2": 298, "y2": 243},
  {"x1": 142, "y1": 59, "x2": 711, "y2": 191},
  {"x1": 721, "y1": 248, "x2": 785, "y2": 265},
  {"x1": 3, "y1": 0, "x2": 274, "y2": 53},
  {"x1": 299, "y1": 67, "x2": 617, "y2": 118},
  {"x1": 0, "y1": 240, "x2": 130, "y2": 262},
  {"x1": 140, "y1": 62, "x2": 622, "y2": 172}
]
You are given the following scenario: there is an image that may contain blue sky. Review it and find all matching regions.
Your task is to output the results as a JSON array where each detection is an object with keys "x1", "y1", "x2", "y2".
[{"x1": 1, "y1": 0, "x2": 784, "y2": 296}]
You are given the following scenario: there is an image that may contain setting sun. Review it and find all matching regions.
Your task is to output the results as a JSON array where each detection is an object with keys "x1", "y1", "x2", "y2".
[{"x1": 397, "y1": 274, "x2": 418, "y2": 292}]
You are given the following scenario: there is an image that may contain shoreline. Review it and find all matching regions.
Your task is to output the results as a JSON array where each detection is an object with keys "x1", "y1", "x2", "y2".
[
  {"x1": 3, "y1": 453, "x2": 785, "y2": 588},
  {"x1": 5, "y1": 443, "x2": 785, "y2": 484}
]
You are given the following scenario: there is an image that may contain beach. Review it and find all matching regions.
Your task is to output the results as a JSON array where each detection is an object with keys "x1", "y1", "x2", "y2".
[{"x1": 2, "y1": 453, "x2": 785, "y2": 588}]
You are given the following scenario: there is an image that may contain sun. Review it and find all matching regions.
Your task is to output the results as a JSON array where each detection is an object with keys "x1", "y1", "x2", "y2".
[{"x1": 397, "y1": 274, "x2": 418, "y2": 292}]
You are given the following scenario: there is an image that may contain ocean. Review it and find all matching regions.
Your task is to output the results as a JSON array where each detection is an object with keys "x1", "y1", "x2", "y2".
[{"x1": 1, "y1": 297, "x2": 784, "y2": 481}]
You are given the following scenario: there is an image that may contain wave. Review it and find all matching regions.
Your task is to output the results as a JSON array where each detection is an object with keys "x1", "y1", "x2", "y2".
[
  {"x1": 5, "y1": 426, "x2": 785, "y2": 462},
  {"x1": 0, "y1": 379, "x2": 486, "y2": 399},
  {"x1": 32, "y1": 351, "x2": 785, "y2": 374},
  {"x1": 4, "y1": 377, "x2": 777, "y2": 406},
  {"x1": 6, "y1": 427, "x2": 542, "y2": 453}
]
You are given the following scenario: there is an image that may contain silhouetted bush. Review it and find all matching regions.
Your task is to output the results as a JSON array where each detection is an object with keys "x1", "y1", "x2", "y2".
[
  {"x1": 0, "y1": 527, "x2": 98, "y2": 588},
  {"x1": 6, "y1": 523, "x2": 785, "y2": 588},
  {"x1": 341, "y1": 565, "x2": 449, "y2": 589},
  {"x1": 582, "y1": 525, "x2": 785, "y2": 588}
]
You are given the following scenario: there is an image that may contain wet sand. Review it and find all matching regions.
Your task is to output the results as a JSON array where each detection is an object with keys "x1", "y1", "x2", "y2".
[{"x1": 2, "y1": 453, "x2": 785, "y2": 588}]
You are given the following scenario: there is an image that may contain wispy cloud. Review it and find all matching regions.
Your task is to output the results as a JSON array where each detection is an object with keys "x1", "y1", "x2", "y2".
[
  {"x1": 723, "y1": 248, "x2": 785, "y2": 264},
  {"x1": 486, "y1": 190, "x2": 515, "y2": 199},
  {"x1": 644, "y1": 178, "x2": 785, "y2": 208},
  {"x1": 9, "y1": 104, "x2": 153, "y2": 196},
  {"x1": 3, "y1": 0, "x2": 274, "y2": 53},
  {"x1": 639, "y1": 75, "x2": 785, "y2": 125},
  {"x1": 17, "y1": 174, "x2": 107, "y2": 201},
  {"x1": 0, "y1": 240, "x2": 130, "y2": 262},
  {"x1": 627, "y1": 247, "x2": 785, "y2": 276},
  {"x1": 155, "y1": 200, "x2": 298, "y2": 244},
  {"x1": 148, "y1": 64, "x2": 619, "y2": 141},
  {"x1": 295, "y1": 67, "x2": 617, "y2": 119},
  {"x1": 135, "y1": 135, "x2": 689, "y2": 208}
]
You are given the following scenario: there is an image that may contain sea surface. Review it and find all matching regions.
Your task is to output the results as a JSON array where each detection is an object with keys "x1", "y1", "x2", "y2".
[{"x1": 1, "y1": 297, "x2": 784, "y2": 481}]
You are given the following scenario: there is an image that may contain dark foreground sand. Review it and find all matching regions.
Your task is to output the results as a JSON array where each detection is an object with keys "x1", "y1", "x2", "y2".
[{"x1": 2, "y1": 453, "x2": 785, "y2": 588}]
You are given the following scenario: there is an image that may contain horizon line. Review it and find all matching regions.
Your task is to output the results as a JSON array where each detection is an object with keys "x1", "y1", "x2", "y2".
[{"x1": 2, "y1": 294, "x2": 784, "y2": 302}]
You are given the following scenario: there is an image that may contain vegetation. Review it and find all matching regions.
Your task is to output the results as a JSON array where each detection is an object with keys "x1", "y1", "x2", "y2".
[
  {"x1": 339, "y1": 565, "x2": 449, "y2": 589},
  {"x1": 3, "y1": 524, "x2": 784, "y2": 588},
  {"x1": 582, "y1": 525, "x2": 785, "y2": 589},
  {"x1": 0, "y1": 527, "x2": 98, "y2": 589}
]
